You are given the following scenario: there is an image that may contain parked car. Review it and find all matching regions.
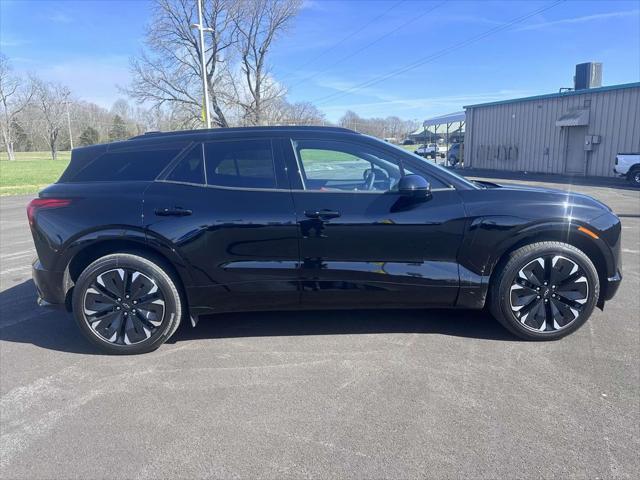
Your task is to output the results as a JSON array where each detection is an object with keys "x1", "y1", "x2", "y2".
[
  {"x1": 448, "y1": 143, "x2": 461, "y2": 166},
  {"x1": 414, "y1": 143, "x2": 445, "y2": 159},
  {"x1": 30, "y1": 126, "x2": 622, "y2": 354},
  {"x1": 402, "y1": 139, "x2": 415, "y2": 145},
  {"x1": 613, "y1": 153, "x2": 640, "y2": 187}
]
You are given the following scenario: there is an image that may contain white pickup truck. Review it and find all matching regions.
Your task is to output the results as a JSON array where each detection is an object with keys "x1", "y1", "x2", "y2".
[
  {"x1": 414, "y1": 143, "x2": 445, "y2": 159},
  {"x1": 614, "y1": 153, "x2": 640, "y2": 187}
]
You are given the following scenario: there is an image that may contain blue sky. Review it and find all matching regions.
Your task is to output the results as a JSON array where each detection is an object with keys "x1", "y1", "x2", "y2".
[{"x1": 1, "y1": 0, "x2": 639, "y2": 122}]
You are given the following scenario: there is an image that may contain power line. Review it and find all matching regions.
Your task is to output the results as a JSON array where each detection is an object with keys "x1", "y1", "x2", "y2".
[
  {"x1": 289, "y1": 1, "x2": 446, "y2": 92},
  {"x1": 312, "y1": 0, "x2": 566, "y2": 106},
  {"x1": 292, "y1": 0, "x2": 406, "y2": 72}
]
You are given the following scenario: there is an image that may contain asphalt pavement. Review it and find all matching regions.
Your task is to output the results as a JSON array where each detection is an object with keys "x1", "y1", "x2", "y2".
[{"x1": 1, "y1": 179, "x2": 639, "y2": 479}]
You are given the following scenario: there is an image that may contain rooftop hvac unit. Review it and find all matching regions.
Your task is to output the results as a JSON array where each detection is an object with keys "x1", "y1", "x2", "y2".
[{"x1": 574, "y1": 62, "x2": 602, "y2": 90}]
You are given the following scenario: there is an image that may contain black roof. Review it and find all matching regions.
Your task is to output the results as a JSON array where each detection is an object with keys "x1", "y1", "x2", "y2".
[{"x1": 129, "y1": 125, "x2": 357, "y2": 141}]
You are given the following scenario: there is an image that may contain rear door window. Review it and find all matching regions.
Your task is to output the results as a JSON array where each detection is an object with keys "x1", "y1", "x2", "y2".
[
  {"x1": 69, "y1": 143, "x2": 186, "y2": 182},
  {"x1": 166, "y1": 144, "x2": 205, "y2": 185},
  {"x1": 204, "y1": 139, "x2": 277, "y2": 189}
]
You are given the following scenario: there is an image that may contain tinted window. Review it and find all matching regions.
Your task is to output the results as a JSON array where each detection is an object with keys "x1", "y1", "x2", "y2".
[
  {"x1": 204, "y1": 139, "x2": 276, "y2": 189},
  {"x1": 70, "y1": 144, "x2": 184, "y2": 182},
  {"x1": 166, "y1": 144, "x2": 205, "y2": 184},
  {"x1": 293, "y1": 139, "x2": 403, "y2": 192}
]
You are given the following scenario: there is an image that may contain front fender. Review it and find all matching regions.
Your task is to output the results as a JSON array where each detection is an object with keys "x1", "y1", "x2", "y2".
[{"x1": 456, "y1": 215, "x2": 620, "y2": 308}]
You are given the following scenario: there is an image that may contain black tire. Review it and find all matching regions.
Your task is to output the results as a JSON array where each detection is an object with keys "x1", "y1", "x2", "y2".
[
  {"x1": 72, "y1": 253, "x2": 183, "y2": 354},
  {"x1": 627, "y1": 167, "x2": 640, "y2": 187},
  {"x1": 489, "y1": 241, "x2": 599, "y2": 340}
]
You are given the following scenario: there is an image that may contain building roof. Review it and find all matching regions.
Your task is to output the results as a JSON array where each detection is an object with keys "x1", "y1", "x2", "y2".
[
  {"x1": 464, "y1": 82, "x2": 640, "y2": 109},
  {"x1": 422, "y1": 111, "x2": 465, "y2": 127}
]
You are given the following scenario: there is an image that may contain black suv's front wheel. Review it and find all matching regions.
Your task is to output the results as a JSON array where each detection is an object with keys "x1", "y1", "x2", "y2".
[
  {"x1": 72, "y1": 253, "x2": 183, "y2": 354},
  {"x1": 490, "y1": 241, "x2": 599, "y2": 340}
]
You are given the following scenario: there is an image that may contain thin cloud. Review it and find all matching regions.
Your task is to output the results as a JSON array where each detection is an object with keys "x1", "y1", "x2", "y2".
[
  {"x1": 518, "y1": 9, "x2": 639, "y2": 31},
  {"x1": 38, "y1": 56, "x2": 130, "y2": 107},
  {"x1": 0, "y1": 36, "x2": 26, "y2": 48},
  {"x1": 50, "y1": 12, "x2": 73, "y2": 23}
]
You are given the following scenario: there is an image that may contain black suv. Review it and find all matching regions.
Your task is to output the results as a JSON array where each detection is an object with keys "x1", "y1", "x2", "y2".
[{"x1": 29, "y1": 126, "x2": 622, "y2": 354}]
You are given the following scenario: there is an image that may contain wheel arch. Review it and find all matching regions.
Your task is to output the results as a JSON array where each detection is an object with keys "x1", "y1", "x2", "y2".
[
  {"x1": 487, "y1": 226, "x2": 609, "y2": 308},
  {"x1": 63, "y1": 235, "x2": 191, "y2": 311},
  {"x1": 626, "y1": 163, "x2": 640, "y2": 178}
]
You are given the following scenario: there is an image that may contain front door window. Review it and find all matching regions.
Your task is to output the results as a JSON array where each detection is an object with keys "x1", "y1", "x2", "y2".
[{"x1": 293, "y1": 139, "x2": 403, "y2": 192}]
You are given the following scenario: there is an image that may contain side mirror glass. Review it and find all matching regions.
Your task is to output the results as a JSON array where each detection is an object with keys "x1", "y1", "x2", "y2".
[{"x1": 398, "y1": 174, "x2": 431, "y2": 199}]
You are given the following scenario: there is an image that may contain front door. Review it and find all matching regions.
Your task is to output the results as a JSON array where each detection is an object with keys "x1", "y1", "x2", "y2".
[
  {"x1": 281, "y1": 137, "x2": 467, "y2": 309},
  {"x1": 143, "y1": 138, "x2": 300, "y2": 316},
  {"x1": 565, "y1": 127, "x2": 587, "y2": 174}
]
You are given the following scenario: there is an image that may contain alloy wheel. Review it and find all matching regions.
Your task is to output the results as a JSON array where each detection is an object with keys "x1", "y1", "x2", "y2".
[
  {"x1": 83, "y1": 268, "x2": 166, "y2": 345},
  {"x1": 509, "y1": 255, "x2": 589, "y2": 333}
]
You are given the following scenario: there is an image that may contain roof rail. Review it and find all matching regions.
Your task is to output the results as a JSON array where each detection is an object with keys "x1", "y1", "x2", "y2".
[{"x1": 128, "y1": 125, "x2": 357, "y2": 140}]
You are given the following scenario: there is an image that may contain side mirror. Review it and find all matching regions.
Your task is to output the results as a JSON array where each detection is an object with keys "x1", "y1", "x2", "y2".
[{"x1": 398, "y1": 174, "x2": 431, "y2": 199}]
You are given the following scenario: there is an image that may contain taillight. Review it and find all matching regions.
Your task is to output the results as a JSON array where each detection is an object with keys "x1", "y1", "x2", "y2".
[{"x1": 27, "y1": 198, "x2": 72, "y2": 226}]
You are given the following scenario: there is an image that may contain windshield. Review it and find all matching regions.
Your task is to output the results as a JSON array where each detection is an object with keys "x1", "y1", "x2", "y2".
[{"x1": 383, "y1": 140, "x2": 479, "y2": 189}]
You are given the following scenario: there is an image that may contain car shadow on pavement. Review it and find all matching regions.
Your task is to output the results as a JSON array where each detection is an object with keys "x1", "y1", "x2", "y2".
[
  {"x1": 0, "y1": 280, "x2": 100, "y2": 354},
  {"x1": 0, "y1": 280, "x2": 516, "y2": 355},
  {"x1": 171, "y1": 308, "x2": 516, "y2": 344}
]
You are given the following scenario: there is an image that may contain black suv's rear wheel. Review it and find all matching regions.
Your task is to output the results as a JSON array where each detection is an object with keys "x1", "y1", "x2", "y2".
[
  {"x1": 72, "y1": 253, "x2": 182, "y2": 354},
  {"x1": 490, "y1": 241, "x2": 599, "y2": 340}
]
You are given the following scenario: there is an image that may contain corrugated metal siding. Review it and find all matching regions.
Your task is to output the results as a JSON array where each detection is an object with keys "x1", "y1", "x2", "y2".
[{"x1": 464, "y1": 85, "x2": 640, "y2": 177}]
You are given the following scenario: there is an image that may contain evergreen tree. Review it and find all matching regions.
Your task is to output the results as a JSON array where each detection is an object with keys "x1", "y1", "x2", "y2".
[
  {"x1": 108, "y1": 115, "x2": 129, "y2": 141},
  {"x1": 79, "y1": 126, "x2": 100, "y2": 146},
  {"x1": 11, "y1": 120, "x2": 31, "y2": 151}
]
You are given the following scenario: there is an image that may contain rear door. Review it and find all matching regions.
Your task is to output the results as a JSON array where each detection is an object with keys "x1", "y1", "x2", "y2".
[
  {"x1": 143, "y1": 137, "x2": 300, "y2": 315},
  {"x1": 281, "y1": 136, "x2": 467, "y2": 309}
]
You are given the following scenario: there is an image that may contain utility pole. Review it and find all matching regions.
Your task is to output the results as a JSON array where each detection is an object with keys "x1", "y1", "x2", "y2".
[
  {"x1": 192, "y1": 0, "x2": 212, "y2": 128},
  {"x1": 66, "y1": 101, "x2": 73, "y2": 150}
]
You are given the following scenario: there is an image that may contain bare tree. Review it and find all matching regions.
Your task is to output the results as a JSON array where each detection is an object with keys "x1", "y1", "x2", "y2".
[
  {"x1": 33, "y1": 79, "x2": 71, "y2": 160},
  {"x1": 338, "y1": 111, "x2": 418, "y2": 140},
  {"x1": 265, "y1": 98, "x2": 324, "y2": 125},
  {"x1": 0, "y1": 54, "x2": 34, "y2": 160},
  {"x1": 234, "y1": 0, "x2": 301, "y2": 125},
  {"x1": 126, "y1": 0, "x2": 238, "y2": 127}
]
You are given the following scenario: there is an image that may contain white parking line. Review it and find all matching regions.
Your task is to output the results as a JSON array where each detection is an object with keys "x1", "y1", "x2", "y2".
[
  {"x1": 0, "y1": 265, "x2": 32, "y2": 275},
  {"x1": 0, "y1": 249, "x2": 35, "y2": 261}
]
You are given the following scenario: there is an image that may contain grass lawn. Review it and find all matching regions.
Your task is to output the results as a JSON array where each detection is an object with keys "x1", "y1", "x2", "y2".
[{"x1": 0, "y1": 151, "x2": 71, "y2": 196}]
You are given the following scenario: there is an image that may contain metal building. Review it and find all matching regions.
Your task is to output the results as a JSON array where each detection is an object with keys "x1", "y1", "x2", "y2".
[{"x1": 463, "y1": 79, "x2": 640, "y2": 177}]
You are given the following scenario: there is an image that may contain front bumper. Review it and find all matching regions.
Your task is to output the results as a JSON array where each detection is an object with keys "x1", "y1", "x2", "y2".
[
  {"x1": 32, "y1": 258, "x2": 66, "y2": 307},
  {"x1": 603, "y1": 270, "x2": 622, "y2": 302}
]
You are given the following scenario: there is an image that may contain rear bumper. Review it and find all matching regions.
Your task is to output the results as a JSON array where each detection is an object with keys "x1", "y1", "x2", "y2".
[{"x1": 32, "y1": 258, "x2": 66, "y2": 307}]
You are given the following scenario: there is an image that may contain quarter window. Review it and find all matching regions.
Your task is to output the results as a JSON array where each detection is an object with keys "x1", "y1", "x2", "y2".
[
  {"x1": 204, "y1": 139, "x2": 277, "y2": 189},
  {"x1": 70, "y1": 144, "x2": 186, "y2": 182}
]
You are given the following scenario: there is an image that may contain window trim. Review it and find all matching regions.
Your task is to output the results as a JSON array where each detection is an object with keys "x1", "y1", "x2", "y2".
[{"x1": 155, "y1": 179, "x2": 294, "y2": 194}]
